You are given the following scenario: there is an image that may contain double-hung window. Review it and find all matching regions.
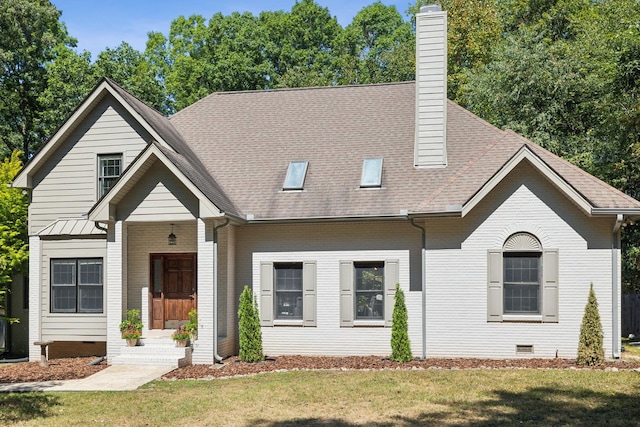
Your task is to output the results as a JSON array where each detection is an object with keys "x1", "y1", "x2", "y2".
[
  {"x1": 487, "y1": 232, "x2": 558, "y2": 322},
  {"x1": 98, "y1": 154, "x2": 122, "y2": 198},
  {"x1": 51, "y1": 258, "x2": 103, "y2": 313},
  {"x1": 503, "y1": 253, "x2": 540, "y2": 314},
  {"x1": 259, "y1": 261, "x2": 317, "y2": 326},
  {"x1": 275, "y1": 263, "x2": 303, "y2": 320},
  {"x1": 355, "y1": 262, "x2": 384, "y2": 320},
  {"x1": 340, "y1": 259, "x2": 399, "y2": 327}
]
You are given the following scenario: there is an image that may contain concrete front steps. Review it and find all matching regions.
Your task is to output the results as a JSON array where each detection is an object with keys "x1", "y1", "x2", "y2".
[{"x1": 110, "y1": 330, "x2": 192, "y2": 368}]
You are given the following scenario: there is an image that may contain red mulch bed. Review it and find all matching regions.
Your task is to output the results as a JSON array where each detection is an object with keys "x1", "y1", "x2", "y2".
[
  {"x1": 0, "y1": 357, "x2": 107, "y2": 384},
  {"x1": 162, "y1": 355, "x2": 640, "y2": 380},
  {"x1": 3, "y1": 355, "x2": 638, "y2": 384}
]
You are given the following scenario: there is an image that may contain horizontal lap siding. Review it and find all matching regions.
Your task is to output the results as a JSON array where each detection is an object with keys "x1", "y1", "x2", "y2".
[
  {"x1": 40, "y1": 239, "x2": 107, "y2": 341},
  {"x1": 237, "y1": 222, "x2": 422, "y2": 356},
  {"x1": 424, "y1": 163, "x2": 614, "y2": 359},
  {"x1": 118, "y1": 161, "x2": 198, "y2": 222},
  {"x1": 30, "y1": 98, "x2": 149, "y2": 234}
]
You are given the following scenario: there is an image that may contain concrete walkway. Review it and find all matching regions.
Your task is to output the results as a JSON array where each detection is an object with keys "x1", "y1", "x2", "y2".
[{"x1": 0, "y1": 365, "x2": 174, "y2": 393}]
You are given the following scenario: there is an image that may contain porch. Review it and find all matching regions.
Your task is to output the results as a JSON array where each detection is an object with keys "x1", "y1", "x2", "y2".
[{"x1": 106, "y1": 219, "x2": 234, "y2": 365}]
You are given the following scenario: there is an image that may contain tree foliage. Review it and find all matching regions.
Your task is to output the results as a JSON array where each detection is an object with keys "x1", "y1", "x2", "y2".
[
  {"x1": 390, "y1": 284, "x2": 412, "y2": 362},
  {"x1": 238, "y1": 286, "x2": 264, "y2": 363},
  {"x1": 0, "y1": 0, "x2": 67, "y2": 159},
  {"x1": 338, "y1": 2, "x2": 414, "y2": 85},
  {"x1": 0, "y1": 151, "x2": 28, "y2": 323},
  {"x1": 576, "y1": 284, "x2": 604, "y2": 366}
]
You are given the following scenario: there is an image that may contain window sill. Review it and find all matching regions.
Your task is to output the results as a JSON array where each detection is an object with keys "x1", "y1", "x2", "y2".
[
  {"x1": 353, "y1": 320, "x2": 385, "y2": 327},
  {"x1": 502, "y1": 315, "x2": 543, "y2": 323},
  {"x1": 273, "y1": 319, "x2": 304, "y2": 327}
]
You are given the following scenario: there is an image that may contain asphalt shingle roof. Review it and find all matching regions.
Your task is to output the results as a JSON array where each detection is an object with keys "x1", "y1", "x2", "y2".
[{"x1": 165, "y1": 81, "x2": 640, "y2": 220}]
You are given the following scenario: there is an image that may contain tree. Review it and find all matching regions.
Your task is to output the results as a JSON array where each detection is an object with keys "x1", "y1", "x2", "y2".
[
  {"x1": 238, "y1": 285, "x2": 264, "y2": 362},
  {"x1": 94, "y1": 42, "x2": 168, "y2": 114},
  {"x1": 0, "y1": 0, "x2": 69, "y2": 159},
  {"x1": 576, "y1": 284, "x2": 604, "y2": 366},
  {"x1": 409, "y1": 0, "x2": 503, "y2": 102},
  {"x1": 39, "y1": 44, "x2": 96, "y2": 138},
  {"x1": 338, "y1": 2, "x2": 414, "y2": 85},
  {"x1": 0, "y1": 151, "x2": 28, "y2": 324},
  {"x1": 262, "y1": 0, "x2": 342, "y2": 88},
  {"x1": 390, "y1": 284, "x2": 412, "y2": 362}
]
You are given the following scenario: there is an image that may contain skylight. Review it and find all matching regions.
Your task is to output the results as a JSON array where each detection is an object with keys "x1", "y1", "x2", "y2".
[
  {"x1": 283, "y1": 161, "x2": 309, "y2": 190},
  {"x1": 361, "y1": 158, "x2": 383, "y2": 188}
]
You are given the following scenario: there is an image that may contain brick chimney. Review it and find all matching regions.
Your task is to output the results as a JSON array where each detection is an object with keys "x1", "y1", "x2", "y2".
[{"x1": 415, "y1": 4, "x2": 447, "y2": 168}]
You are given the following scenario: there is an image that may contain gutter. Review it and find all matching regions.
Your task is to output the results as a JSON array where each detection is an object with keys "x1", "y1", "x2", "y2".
[
  {"x1": 592, "y1": 208, "x2": 640, "y2": 217},
  {"x1": 612, "y1": 214, "x2": 623, "y2": 359},
  {"x1": 409, "y1": 218, "x2": 427, "y2": 360},
  {"x1": 213, "y1": 217, "x2": 230, "y2": 363}
]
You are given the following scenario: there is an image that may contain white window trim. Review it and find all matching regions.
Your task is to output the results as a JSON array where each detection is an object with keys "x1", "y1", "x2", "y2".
[{"x1": 98, "y1": 153, "x2": 123, "y2": 198}]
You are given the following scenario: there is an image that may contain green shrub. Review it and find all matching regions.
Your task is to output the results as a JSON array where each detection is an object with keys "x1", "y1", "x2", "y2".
[
  {"x1": 238, "y1": 285, "x2": 264, "y2": 362},
  {"x1": 390, "y1": 283, "x2": 412, "y2": 362},
  {"x1": 577, "y1": 283, "x2": 604, "y2": 366}
]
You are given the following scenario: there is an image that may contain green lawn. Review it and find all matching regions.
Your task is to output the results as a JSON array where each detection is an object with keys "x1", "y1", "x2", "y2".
[{"x1": 2, "y1": 369, "x2": 639, "y2": 426}]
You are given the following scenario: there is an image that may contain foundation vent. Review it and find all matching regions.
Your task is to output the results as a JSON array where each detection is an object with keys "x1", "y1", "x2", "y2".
[{"x1": 516, "y1": 345, "x2": 534, "y2": 355}]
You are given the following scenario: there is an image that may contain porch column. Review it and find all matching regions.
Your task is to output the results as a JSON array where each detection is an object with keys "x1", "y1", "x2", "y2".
[
  {"x1": 28, "y1": 235, "x2": 41, "y2": 361},
  {"x1": 193, "y1": 218, "x2": 214, "y2": 364},
  {"x1": 106, "y1": 220, "x2": 124, "y2": 360}
]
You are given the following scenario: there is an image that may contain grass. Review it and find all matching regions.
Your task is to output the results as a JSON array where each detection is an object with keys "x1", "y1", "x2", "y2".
[
  {"x1": 622, "y1": 337, "x2": 640, "y2": 359},
  {"x1": 2, "y1": 369, "x2": 640, "y2": 426}
]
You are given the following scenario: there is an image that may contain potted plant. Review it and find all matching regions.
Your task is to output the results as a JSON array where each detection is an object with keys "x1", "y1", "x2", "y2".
[
  {"x1": 172, "y1": 309, "x2": 198, "y2": 347},
  {"x1": 172, "y1": 324, "x2": 191, "y2": 347},
  {"x1": 120, "y1": 309, "x2": 143, "y2": 347},
  {"x1": 187, "y1": 308, "x2": 197, "y2": 340}
]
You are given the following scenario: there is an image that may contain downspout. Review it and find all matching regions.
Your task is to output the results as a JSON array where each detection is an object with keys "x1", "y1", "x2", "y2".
[
  {"x1": 94, "y1": 221, "x2": 108, "y2": 233},
  {"x1": 410, "y1": 218, "x2": 427, "y2": 360},
  {"x1": 612, "y1": 214, "x2": 623, "y2": 359},
  {"x1": 213, "y1": 218, "x2": 230, "y2": 363}
]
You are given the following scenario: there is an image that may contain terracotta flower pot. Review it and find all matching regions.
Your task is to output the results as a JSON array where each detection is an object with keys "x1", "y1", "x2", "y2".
[{"x1": 126, "y1": 338, "x2": 138, "y2": 347}]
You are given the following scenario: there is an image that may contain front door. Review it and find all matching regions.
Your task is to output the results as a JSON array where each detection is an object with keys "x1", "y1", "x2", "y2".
[{"x1": 150, "y1": 253, "x2": 196, "y2": 329}]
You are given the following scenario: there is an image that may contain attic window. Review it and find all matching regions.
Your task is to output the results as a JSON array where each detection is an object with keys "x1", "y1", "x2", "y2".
[
  {"x1": 283, "y1": 161, "x2": 308, "y2": 190},
  {"x1": 361, "y1": 158, "x2": 383, "y2": 188}
]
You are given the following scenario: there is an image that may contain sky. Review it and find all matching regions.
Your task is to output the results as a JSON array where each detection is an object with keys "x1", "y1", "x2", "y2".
[{"x1": 51, "y1": 1, "x2": 412, "y2": 57}]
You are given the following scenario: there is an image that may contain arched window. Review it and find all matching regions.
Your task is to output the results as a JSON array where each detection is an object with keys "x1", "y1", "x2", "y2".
[
  {"x1": 503, "y1": 233, "x2": 542, "y2": 314},
  {"x1": 487, "y1": 233, "x2": 558, "y2": 322}
]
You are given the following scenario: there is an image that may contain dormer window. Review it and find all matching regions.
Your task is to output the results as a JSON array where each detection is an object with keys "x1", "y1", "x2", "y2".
[
  {"x1": 361, "y1": 158, "x2": 383, "y2": 188},
  {"x1": 283, "y1": 161, "x2": 308, "y2": 190},
  {"x1": 98, "y1": 154, "x2": 122, "y2": 198}
]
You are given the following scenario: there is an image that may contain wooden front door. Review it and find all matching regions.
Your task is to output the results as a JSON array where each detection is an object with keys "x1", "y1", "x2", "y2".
[{"x1": 150, "y1": 253, "x2": 197, "y2": 329}]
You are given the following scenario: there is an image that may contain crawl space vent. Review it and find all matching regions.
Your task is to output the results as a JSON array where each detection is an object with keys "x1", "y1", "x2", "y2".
[{"x1": 516, "y1": 345, "x2": 534, "y2": 355}]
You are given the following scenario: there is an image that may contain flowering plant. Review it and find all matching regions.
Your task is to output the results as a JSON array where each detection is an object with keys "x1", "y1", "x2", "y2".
[
  {"x1": 120, "y1": 309, "x2": 143, "y2": 339},
  {"x1": 121, "y1": 325, "x2": 142, "y2": 340},
  {"x1": 171, "y1": 324, "x2": 191, "y2": 341}
]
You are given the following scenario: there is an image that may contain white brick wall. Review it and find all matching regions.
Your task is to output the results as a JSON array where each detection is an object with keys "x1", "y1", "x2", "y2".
[
  {"x1": 193, "y1": 218, "x2": 214, "y2": 364},
  {"x1": 424, "y1": 162, "x2": 616, "y2": 359},
  {"x1": 237, "y1": 222, "x2": 423, "y2": 357},
  {"x1": 28, "y1": 236, "x2": 41, "y2": 361},
  {"x1": 106, "y1": 221, "x2": 124, "y2": 360}
]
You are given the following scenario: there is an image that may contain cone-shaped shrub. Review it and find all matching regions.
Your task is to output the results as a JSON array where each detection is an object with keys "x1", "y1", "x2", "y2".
[
  {"x1": 390, "y1": 283, "x2": 412, "y2": 362},
  {"x1": 577, "y1": 283, "x2": 604, "y2": 366},
  {"x1": 238, "y1": 285, "x2": 264, "y2": 362}
]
